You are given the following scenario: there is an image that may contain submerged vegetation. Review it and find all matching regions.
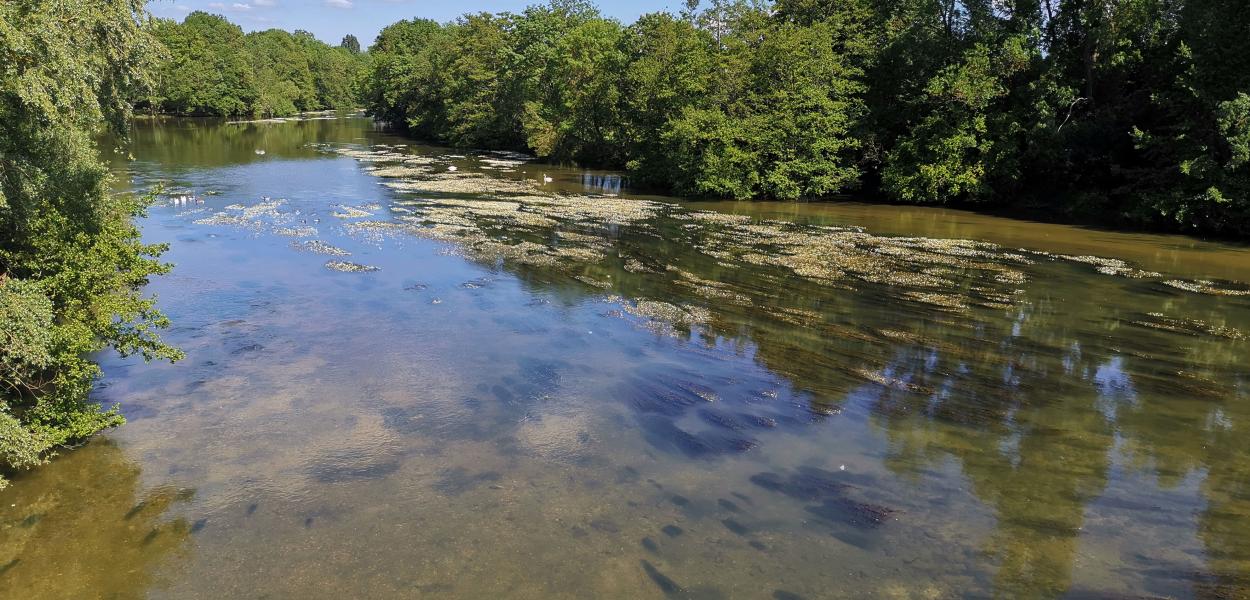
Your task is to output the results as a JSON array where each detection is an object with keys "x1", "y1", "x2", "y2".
[
  {"x1": 361, "y1": 0, "x2": 1250, "y2": 236},
  {"x1": 1, "y1": 0, "x2": 180, "y2": 487}
]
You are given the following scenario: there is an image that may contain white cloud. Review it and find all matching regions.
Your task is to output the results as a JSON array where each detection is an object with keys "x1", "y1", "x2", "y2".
[
  {"x1": 324, "y1": 0, "x2": 353, "y2": 8},
  {"x1": 174, "y1": 4, "x2": 192, "y2": 11},
  {"x1": 206, "y1": 2, "x2": 253, "y2": 11},
  {"x1": 253, "y1": 0, "x2": 276, "y2": 6}
]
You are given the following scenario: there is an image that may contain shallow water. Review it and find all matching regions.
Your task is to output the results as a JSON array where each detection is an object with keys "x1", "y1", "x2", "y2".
[{"x1": 3, "y1": 116, "x2": 1250, "y2": 599}]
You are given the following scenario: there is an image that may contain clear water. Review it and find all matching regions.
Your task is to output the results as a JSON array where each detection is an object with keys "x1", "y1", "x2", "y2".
[{"x1": 3, "y1": 116, "x2": 1250, "y2": 599}]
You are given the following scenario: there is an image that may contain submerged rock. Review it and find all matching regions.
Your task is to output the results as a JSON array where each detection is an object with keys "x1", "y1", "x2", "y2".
[
  {"x1": 640, "y1": 560, "x2": 684, "y2": 596},
  {"x1": 661, "y1": 525, "x2": 684, "y2": 537},
  {"x1": 804, "y1": 497, "x2": 898, "y2": 529}
]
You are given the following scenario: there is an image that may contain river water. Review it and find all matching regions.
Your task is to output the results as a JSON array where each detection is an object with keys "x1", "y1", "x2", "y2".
[{"x1": 3, "y1": 115, "x2": 1250, "y2": 599}]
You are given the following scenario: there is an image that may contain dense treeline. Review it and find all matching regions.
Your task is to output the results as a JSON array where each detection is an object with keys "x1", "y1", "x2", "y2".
[
  {"x1": 2, "y1": 0, "x2": 179, "y2": 487},
  {"x1": 363, "y1": 0, "x2": 1250, "y2": 235},
  {"x1": 139, "y1": 12, "x2": 366, "y2": 117}
]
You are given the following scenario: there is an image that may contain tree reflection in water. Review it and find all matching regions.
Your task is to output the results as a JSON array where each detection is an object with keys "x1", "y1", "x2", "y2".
[{"x1": 0, "y1": 440, "x2": 192, "y2": 600}]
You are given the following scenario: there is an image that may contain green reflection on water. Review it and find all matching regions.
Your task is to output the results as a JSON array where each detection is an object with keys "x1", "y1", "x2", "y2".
[{"x1": 0, "y1": 440, "x2": 191, "y2": 599}]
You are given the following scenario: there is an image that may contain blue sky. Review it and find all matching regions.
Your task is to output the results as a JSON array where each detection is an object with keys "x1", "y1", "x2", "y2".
[{"x1": 148, "y1": 0, "x2": 683, "y2": 47}]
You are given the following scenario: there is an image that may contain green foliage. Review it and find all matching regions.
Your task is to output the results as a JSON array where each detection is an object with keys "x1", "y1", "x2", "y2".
[
  {"x1": 882, "y1": 40, "x2": 1031, "y2": 203},
  {"x1": 660, "y1": 15, "x2": 872, "y2": 200},
  {"x1": 1, "y1": 0, "x2": 180, "y2": 486},
  {"x1": 340, "y1": 34, "x2": 361, "y2": 54},
  {"x1": 143, "y1": 13, "x2": 366, "y2": 117},
  {"x1": 0, "y1": 279, "x2": 53, "y2": 396},
  {"x1": 362, "y1": 1, "x2": 871, "y2": 198},
  {"x1": 148, "y1": 13, "x2": 256, "y2": 115},
  {"x1": 358, "y1": 0, "x2": 1250, "y2": 235}
]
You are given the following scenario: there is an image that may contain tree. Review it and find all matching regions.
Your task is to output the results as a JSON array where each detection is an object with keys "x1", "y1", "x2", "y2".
[
  {"x1": 363, "y1": 18, "x2": 453, "y2": 134},
  {"x1": 1, "y1": 0, "x2": 181, "y2": 487},
  {"x1": 523, "y1": 18, "x2": 627, "y2": 163},
  {"x1": 619, "y1": 13, "x2": 716, "y2": 186},
  {"x1": 355, "y1": 0, "x2": 1250, "y2": 235},
  {"x1": 146, "y1": 15, "x2": 365, "y2": 117},
  {"x1": 340, "y1": 34, "x2": 361, "y2": 54},
  {"x1": 149, "y1": 12, "x2": 257, "y2": 115},
  {"x1": 882, "y1": 39, "x2": 1033, "y2": 203}
]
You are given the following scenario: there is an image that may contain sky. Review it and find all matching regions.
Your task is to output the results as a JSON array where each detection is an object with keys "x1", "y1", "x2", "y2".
[{"x1": 147, "y1": 0, "x2": 683, "y2": 48}]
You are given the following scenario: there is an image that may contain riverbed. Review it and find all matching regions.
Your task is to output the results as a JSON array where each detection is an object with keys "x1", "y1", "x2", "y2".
[{"x1": 2, "y1": 115, "x2": 1249, "y2": 599}]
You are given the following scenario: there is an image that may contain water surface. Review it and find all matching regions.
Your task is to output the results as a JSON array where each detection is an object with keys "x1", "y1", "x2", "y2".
[{"x1": 3, "y1": 116, "x2": 1250, "y2": 599}]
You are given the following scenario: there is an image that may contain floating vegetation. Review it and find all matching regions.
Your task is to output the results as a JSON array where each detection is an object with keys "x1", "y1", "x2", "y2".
[
  {"x1": 227, "y1": 110, "x2": 350, "y2": 125},
  {"x1": 607, "y1": 296, "x2": 711, "y2": 335},
  {"x1": 274, "y1": 226, "x2": 318, "y2": 237},
  {"x1": 324, "y1": 139, "x2": 1250, "y2": 321},
  {"x1": 669, "y1": 267, "x2": 753, "y2": 305},
  {"x1": 903, "y1": 291, "x2": 968, "y2": 311},
  {"x1": 291, "y1": 240, "x2": 351, "y2": 256},
  {"x1": 1050, "y1": 253, "x2": 1161, "y2": 278},
  {"x1": 193, "y1": 212, "x2": 258, "y2": 229},
  {"x1": 574, "y1": 275, "x2": 612, "y2": 289},
  {"x1": 1162, "y1": 279, "x2": 1250, "y2": 297},
  {"x1": 344, "y1": 220, "x2": 410, "y2": 234},
  {"x1": 190, "y1": 198, "x2": 297, "y2": 235},
  {"x1": 368, "y1": 165, "x2": 430, "y2": 178},
  {"x1": 623, "y1": 258, "x2": 658, "y2": 273},
  {"x1": 332, "y1": 206, "x2": 373, "y2": 219},
  {"x1": 1130, "y1": 312, "x2": 1246, "y2": 340},
  {"x1": 383, "y1": 174, "x2": 538, "y2": 196},
  {"x1": 324, "y1": 260, "x2": 380, "y2": 272},
  {"x1": 239, "y1": 199, "x2": 285, "y2": 219},
  {"x1": 687, "y1": 210, "x2": 753, "y2": 225},
  {"x1": 479, "y1": 157, "x2": 528, "y2": 167},
  {"x1": 854, "y1": 368, "x2": 934, "y2": 395}
]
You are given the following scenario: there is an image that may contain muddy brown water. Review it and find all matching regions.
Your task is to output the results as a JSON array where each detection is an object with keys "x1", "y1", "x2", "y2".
[{"x1": 3, "y1": 115, "x2": 1249, "y2": 599}]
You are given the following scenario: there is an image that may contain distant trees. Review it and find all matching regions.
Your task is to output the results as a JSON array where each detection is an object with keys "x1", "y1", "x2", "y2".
[
  {"x1": 361, "y1": 0, "x2": 1250, "y2": 236},
  {"x1": 340, "y1": 34, "x2": 361, "y2": 54},
  {"x1": 142, "y1": 12, "x2": 366, "y2": 117}
]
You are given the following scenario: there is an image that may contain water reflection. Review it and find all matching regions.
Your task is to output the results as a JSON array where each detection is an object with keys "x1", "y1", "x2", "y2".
[
  {"x1": 0, "y1": 440, "x2": 192, "y2": 600},
  {"x1": 579, "y1": 173, "x2": 625, "y2": 195},
  {"x1": 11, "y1": 116, "x2": 1248, "y2": 598}
]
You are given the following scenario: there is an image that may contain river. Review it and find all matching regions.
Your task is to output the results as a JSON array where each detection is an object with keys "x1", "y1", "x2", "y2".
[{"x1": 2, "y1": 115, "x2": 1249, "y2": 599}]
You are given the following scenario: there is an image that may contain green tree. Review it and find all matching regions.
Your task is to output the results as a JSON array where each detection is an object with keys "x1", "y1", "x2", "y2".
[
  {"x1": 619, "y1": 13, "x2": 717, "y2": 186},
  {"x1": 523, "y1": 18, "x2": 627, "y2": 163},
  {"x1": 442, "y1": 13, "x2": 521, "y2": 148},
  {"x1": 664, "y1": 3, "x2": 872, "y2": 198},
  {"x1": 1, "y1": 0, "x2": 180, "y2": 487},
  {"x1": 353, "y1": 0, "x2": 1250, "y2": 235},
  {"x1": 149, "y1": 12, "x2": 257, "y2": 115},
  {"x1": 340, "y1": 33, "x2": 361, "y2": 54},
  {"x1": 882, "y1": 39, "x2": 1033, "y2": 202},
  {"x1": 363, "y1": 19, "x2": 453, "y2": 134},
  {"x1": 148, "y1": 16, "x2": 364, "y2": 117}
]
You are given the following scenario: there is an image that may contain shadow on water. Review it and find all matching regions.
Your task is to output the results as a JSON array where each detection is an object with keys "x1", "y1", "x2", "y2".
[{"x1": 0, "y1": 440, "x2": 192, "y2": 600}]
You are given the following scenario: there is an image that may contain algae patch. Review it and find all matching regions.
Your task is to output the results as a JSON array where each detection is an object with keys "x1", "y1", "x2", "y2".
[{"x1": 324, "y1": 260, "x2": 380, "y2": 273}]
